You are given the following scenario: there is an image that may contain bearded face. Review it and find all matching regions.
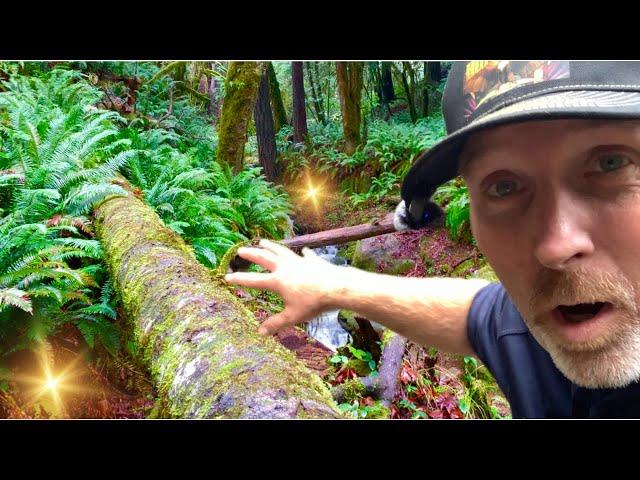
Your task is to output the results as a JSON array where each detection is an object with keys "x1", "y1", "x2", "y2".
[{"x1": 462, "y1": 119, "x2": 640, "y2": 388}]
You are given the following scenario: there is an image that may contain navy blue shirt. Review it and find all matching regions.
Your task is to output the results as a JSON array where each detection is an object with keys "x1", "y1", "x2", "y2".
[{"x1": 467, "y1": 282, "x2": 640, "y2": 418}]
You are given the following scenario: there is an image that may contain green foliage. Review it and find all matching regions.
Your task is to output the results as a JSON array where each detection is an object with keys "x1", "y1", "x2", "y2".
[
  {"x1": 123, "y1": 128, "x2": 293, "y2": 269},
  {"x1": 0, "y1": 68, "x2": 128, "y2": 357},
  {"x1": 458, "y1": 355, "x2": 506, "y2": 419},
  {"x1": 282, "y1": 115, "x2": 447, "y2": 200},
  {"x1": 350, "y1": 171, "x2": 400, "y2": 206},
  {"x1": 433, "y1": 178, "x2": 473, "y2": 243},
  {"x1": 338, "y1": 399, "x2": 389, "y2": 419},
  {"x1": 347, "y1": 345, "x2": 378, "y2": 375}
]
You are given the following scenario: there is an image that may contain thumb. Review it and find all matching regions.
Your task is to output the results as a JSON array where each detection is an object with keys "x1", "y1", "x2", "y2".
[{"x1": 258, "y1": 308, "x2": 298, "y2": 336}]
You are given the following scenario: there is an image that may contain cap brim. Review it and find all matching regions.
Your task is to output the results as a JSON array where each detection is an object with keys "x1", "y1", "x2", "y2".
[{"x1": 401, "y1": 90, "x2": 640, "y2": 204}]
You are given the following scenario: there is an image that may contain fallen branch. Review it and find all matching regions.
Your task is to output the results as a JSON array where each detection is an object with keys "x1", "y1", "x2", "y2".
[
  {"x1": 282, "y1": 213, "x2": 396, "y2": 251},
  {"x1": 332, "y1": 333, "x2": 407, "y2": 407}
]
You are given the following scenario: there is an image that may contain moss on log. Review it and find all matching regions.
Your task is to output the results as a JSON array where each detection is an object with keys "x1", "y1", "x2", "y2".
[
  {"x1": 217, "y1": 62, "x2": 265, "y2": 173},
  {"x1": 94, "y1": 193, "x2": 341, "y2": 418}
]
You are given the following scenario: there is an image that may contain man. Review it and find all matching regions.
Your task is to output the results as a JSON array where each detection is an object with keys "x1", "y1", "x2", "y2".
[{"x1": 225, "y1": 61, "x2": 640, "y2": 418}]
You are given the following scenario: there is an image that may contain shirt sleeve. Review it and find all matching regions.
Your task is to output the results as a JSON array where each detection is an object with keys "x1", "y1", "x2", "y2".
[{"x1": 466, "y1": 282, "x2": 512, "y2": 390}]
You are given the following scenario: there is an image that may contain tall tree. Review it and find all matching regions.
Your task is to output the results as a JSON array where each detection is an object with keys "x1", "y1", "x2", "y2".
[
  {"x1": 400, "y1": 62, "x2": 417, "y2": 123},
  {"x1": 335, "y1": 62, "x2": 364, "y2": 155},
  {"x1": 208, "y1": 76, "x2": 220, "y2": 120},
  {"x1": 291, "y1": 62, "x2": 308, "y2": 144},
  {"x1": 369, "y1": 62, "x2": 384, "y2": 108},
  {"x1": 267, "y1": 62, "x2": 288, "y2": 133},
  {"x1": 422, "y1": 61, "x2": 442, "y2": 117},
  {"x1": 217, "y1": 62, "x2": 265, "y2": 173},
  {"x1": 380, "y1": 62, "x2": 395, "y2": 105},
  {"x1": 253, "y1": 69, "x2": 279, "y2": 183},
  {"x1": 423, "y1": 62, "x2": 430, "y2": 117},
  {"x1": 305, "y1": 62, "x2": 326, "y2": 125}
]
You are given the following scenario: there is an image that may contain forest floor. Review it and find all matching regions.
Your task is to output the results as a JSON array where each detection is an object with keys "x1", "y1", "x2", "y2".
[
  {"x1": 0, "y1": 324, "x2": 154, "y2": 419},
  {"x1": 238, "y1": 189, "x2": 512, "y2": 419},
  {"x1": 0, "y1": 190, "x2": 510, "y2": 419}
]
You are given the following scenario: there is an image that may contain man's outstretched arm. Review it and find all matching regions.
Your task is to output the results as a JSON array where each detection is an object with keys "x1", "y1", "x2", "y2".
[{"x1": 224, "y1": 239, "x2": 490, "y2": 356}]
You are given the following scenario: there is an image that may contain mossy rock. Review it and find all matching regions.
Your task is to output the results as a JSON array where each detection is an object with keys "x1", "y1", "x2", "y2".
[
  {"x1": 340, "y1": 378, "x2": 366, "y2": 403},
  {"x1": 473, "y1": 264, "x2": 499, "y2": 282},
  {"x1": 452, "y1": 258, "x2": 475, "y2": 278},
  {"x1": 345, "y1": 358, "x2": 371, "y2": 377},
  {"x1": 351, "y1": 240, "x2": 378, "y2": 272},
  {"x1": 351, "y1": 235, "x2": 415, "y2": 275},
  {"x1": 364, "y1": 402, "x2": 391, "y2": 419},
  {"x1": 388, "y1": 259, "x2": 416, "y2": 275}
]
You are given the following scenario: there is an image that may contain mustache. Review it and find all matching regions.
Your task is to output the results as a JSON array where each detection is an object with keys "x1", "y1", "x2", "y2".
[{"x1": 528, "y1": 267, "x2": 638, "y2": 318}]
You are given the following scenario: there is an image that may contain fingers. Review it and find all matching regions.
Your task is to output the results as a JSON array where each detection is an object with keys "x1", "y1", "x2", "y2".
[
  {"x1": 224, "y1": 271, "x2": 276, "y2": 290},
  {"x1": 258, "y1": 309, "x2": 297, "y2": 336},
  {"x1": 259, "y1": 238, "x2": 298, "y2": 259},
  {"x1": 301, "y1": 247, "x2": 324, "y2": 263},
  {"x1": 235, "y1": 246, "x2": 279, "y2": 271}
]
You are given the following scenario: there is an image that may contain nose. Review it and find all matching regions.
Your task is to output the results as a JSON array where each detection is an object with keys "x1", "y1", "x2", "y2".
[{"x1": 532, "y1": 190, "x2": 594, "y2": 270}]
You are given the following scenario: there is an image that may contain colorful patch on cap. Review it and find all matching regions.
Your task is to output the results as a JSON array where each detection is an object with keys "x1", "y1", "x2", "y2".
[{"x1": 463, "y1": 61, "x2": 570, "y2": 118}]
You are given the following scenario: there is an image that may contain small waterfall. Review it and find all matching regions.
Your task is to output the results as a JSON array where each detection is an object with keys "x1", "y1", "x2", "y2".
[{"x1": 305, "y1": 245, "x2": 352, "y2": 351}]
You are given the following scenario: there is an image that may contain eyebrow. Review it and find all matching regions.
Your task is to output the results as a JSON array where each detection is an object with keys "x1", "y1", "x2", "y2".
[{"x1": 457, "y1": 120, "x2": 640, "y2": 177}]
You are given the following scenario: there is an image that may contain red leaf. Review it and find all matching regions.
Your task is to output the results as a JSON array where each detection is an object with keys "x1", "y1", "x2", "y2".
[
  {"x1": 435, "y1": 393, "x2": 458, "y2": 413},
  {"x1": 400, "y1": 363, "x2": 418, "y2": 384},
  {"x1": 428, "y1": 409, "x2": 445, "y2": 419},
  {"x1": 448, "y1": 407, "x2": 465, "y2": 419}
]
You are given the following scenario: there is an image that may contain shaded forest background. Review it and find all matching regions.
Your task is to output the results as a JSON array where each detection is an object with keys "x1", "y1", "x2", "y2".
[{"x1": 0, "y1": 61, "x2": 507, "y2": 419}]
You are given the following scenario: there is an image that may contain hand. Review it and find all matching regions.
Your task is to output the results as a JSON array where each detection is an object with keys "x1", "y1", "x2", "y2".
[{"x1": 224, "y1": 239, "x2": 340, "y2": 336}]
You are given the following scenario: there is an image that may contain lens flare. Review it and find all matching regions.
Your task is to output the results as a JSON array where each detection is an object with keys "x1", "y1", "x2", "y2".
[
  {"x1": 44, "y1": 376, "x2": 59, "y2": 393},
  {"x1": 295, "y1": 171, "x2": 331, "y2": 216}
]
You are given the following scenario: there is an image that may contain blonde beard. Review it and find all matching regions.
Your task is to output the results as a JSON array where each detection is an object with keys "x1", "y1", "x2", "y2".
[
  {"x1": 528, "y1": 319, "x2": 640, "y2": 389},
  {"x1": 505, "y1": 266, "x2": 640, "y2": 389}
]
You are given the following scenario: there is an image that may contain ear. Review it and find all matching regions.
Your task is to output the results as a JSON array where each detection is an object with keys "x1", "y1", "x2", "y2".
[{"x1": 393, "y1": 199, "x2": 444, "y2": 231}]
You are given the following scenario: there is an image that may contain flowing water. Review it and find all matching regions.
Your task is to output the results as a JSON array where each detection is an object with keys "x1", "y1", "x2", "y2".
[{"x1": 305, "y1": 245, "x2": 353, "y2": 351}]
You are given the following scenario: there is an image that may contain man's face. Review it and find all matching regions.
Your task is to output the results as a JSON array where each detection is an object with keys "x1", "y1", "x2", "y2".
[{"x1": 461, "y1": 119, "x2": 640, "y2": 389}]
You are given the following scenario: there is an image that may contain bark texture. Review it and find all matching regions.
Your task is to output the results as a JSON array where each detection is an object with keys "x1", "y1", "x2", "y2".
[
  {"x1": 253, "y1": 70, "x2": 279, "y2": 182},
  {"x1": 267, "y1": 62, "x2": 289, "y2": 133},
  {"x1": 217, "y1": 62, "x2": 265, "y2": 173},
  {"x1": 291, "y1": 62, "x2": 308, "y2": 144},
  {"x1": 335, "y1": 62, "x2": 364, "y2": 155},
  {"x1": 93, "y1": 191, "x2": 341, "y2": 419}
]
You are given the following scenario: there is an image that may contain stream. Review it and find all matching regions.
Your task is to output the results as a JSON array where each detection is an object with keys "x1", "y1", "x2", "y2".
[{"x1": 305, "y1": 245, "x2": 352, "y2": 351}]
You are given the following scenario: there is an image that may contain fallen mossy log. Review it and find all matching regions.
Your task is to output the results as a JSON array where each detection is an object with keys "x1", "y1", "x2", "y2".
[{"x1": 93, "y1": 192, "x2": 342, "y2": 419}]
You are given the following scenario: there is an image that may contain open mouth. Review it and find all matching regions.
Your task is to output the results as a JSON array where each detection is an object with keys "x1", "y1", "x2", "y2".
[{"x1": 555, "y1": 302, "x2": 611, "y2": 323}]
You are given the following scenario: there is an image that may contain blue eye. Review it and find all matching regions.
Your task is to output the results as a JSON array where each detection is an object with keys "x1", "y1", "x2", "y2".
[
  {"x1": 487, "y1": 180, "x2": 518, "y2": 198},
  {"x1": 598, "y1": 154, "x2": 630, "y2": 172}
]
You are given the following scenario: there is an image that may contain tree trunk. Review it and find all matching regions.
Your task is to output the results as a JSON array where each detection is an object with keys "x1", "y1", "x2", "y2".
[
  {"x1": 335, "y1": 62, "x2": 364, "y2": 155},
  {"x1": 93, "y1": 190, "x2": 340, "y2": 419},
  {"x1": 253, "y1": 70, "x2": 279, "y2": 183},
  {"x1": 428, "y1": 61, "x2": 442, "y2": 83},
  {"x1": 217, "y1": 62, "x2": 265, "y2": 173},
  {"x1": 369, "y1": 62, "x2": 384, "y2": 109},
  {"x1": 291, "y1": 62, "x2": 308, "y2": 144},
  {"x1": 208, "y1": 77, "x2": 219, "y2": 120},
  {"x1": 380, "y1": 62, "x2": 395, "y2": 104},
  {"x1": 322, "y1": 63, "x2": 332, "y2": 121},
  {"x1": 422, "y1": 62, "x2": 430, "y2": 117},
  {"x1": 267, "y1": 62, "x2": 288, "y2": 133},
  {"x1": 306, "y1": 62, "x2": 326, "y2": 125},
  {"x1": 400, "y1": 62, "x2": 417, "y2": 123}
]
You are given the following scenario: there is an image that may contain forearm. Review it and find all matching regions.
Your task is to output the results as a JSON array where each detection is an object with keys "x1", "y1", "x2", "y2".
[{"x1": 324, "y1": 266, "x2": 490, "y2": 356}]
